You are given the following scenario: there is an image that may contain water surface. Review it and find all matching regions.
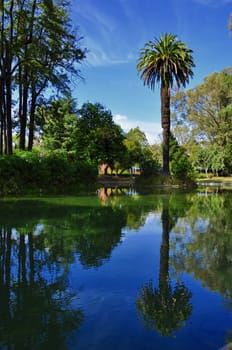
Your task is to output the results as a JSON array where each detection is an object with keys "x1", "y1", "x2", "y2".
[{"x1": 0, "y1": 188, "x2": 232, "y2": 350}]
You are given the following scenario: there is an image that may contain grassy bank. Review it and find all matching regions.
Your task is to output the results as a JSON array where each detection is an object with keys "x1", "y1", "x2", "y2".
[{"x1": 197, "y1": 176, "x2": 232, "y2": 184}]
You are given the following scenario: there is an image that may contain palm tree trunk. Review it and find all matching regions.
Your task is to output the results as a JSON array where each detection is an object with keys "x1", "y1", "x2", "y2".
[{"x1": 161, "y1": 84, "x2": 170, "y2": 176}]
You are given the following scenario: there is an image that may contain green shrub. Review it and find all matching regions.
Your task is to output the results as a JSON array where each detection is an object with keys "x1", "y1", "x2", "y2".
[
  {"x1": 140, "y1": 158, "x2": 160, "y2": 177},
  {"x1": 0, "y1": 151, "x2": 98, "y2": 195}
]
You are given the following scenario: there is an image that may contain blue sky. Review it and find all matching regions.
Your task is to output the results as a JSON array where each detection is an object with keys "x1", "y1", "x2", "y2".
[{"x1": 71, "y1": 0, "x2": 232, "y2": 143}]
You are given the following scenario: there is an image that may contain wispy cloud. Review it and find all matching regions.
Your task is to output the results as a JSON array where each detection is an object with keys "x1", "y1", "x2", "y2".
[
  {"x1": 82, "y1": 38, "x2": 132, "y2": 67},
  {"x1": 113, "y1": 114, "x2": 162, "y2": 144},
  {"x1": 72, "y1": 1, "x2": 141, "y2": 67}
]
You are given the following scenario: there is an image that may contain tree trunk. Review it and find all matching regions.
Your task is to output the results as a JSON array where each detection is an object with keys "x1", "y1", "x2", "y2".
[
  {"x1": 161, "y1": 84, "x2": 170, "y2": 176},
  {"x1": 0, "y1": 0, "x2": 6, "y2": 155},
  {"x1": 28, "y1": 87, "x2": 36, "y2": 151},
  {"x1": 0, "y1": 79, "x2": 4, "y2": 155},
  {"x1": 4, "y1": 1, "x2": 14, "y2": 155},
  {"x1": 19, "y1": 67, "x2": 28, "y2": 150},
  {"x1": 5, "y1": 69, "x2": 13, "y2": 154},
  {"x1": 22, "y1": 0, "x2": 37, "y2": 151}
]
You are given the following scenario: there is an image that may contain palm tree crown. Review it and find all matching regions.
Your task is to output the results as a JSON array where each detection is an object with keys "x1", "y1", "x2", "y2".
[{"x1": 137, "y1": 33, "x2": 195, "y2": 90}]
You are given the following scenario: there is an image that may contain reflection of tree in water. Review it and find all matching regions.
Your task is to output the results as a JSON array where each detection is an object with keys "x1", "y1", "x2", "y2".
[
  {"x1": 98, "y1": 187, "x2": 162, "y2": 231},
  {"x1": 98, "y1": 187, "x2": 131, "y2": 205},
  {"x1": 0, "y1": 227, "x2": 84, "y2": 350},
  {"x1": 73, "y1": 206, "x2": 127, "y2": 267},
  {"x1": 136, "y1": 280, "x2": 192, "y2": 336},
  {"x1": 170, "y1": 192, "x2": 232, "y2": 346},
  {"x1": 41, "y1": 195, "x2": 161, "y2": 269},
  {"x1": 41, "y1": 205, "x2": 128, "y2": 268},
  {"x1": 0, "y1": 194, "x2": 162, "y2": 270},
  {"x1": 136, "y1": 196, "x2": 192, "y2": 337},
  {"x1": 172, "y1": 193, "x2": 232, "y2": 296}
]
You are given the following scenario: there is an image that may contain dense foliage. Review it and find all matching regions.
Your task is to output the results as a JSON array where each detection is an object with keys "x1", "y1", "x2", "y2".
[
  {"x1": 76, "y1": 102, "x2": 126, "y2": 170},
  {"x1": 41, "y1": 97, "x2": 79, "y2": 152},
  {"x1": 122, "y1": 127, "x2": 160, "y2": 176},
  {"x1": 171, "y1": 67, "x2": 232, "y2": 175},
  {"x1": 40, "y1": 101, "x2": 160, "y2": 176},
  {"x1": 0, "y1": 151, "x2": 97, "y2": 195},
  {"x1": 169, "y1": 134, "x2": 194, "y2": 181}
]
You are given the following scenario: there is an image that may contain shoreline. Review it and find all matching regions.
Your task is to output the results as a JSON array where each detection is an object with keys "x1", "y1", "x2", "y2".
[{"x1": 97, "y1": 175, "x2": 232, "y2": 189}]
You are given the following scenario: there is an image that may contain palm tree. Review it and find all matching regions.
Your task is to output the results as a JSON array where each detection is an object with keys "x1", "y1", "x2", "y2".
[{"x1": 137, "y1": 33, "x2": 195, "y2": 175}]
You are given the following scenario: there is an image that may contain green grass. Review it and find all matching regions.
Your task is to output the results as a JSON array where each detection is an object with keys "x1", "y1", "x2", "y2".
[{"x1": 197, "y1": 176, "x2": 232, "y2": 183}]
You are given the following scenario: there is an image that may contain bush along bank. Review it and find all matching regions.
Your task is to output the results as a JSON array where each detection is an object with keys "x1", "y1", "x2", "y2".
[{"x1": 0, "y1": 152, "x2": 98, "y2": 195}]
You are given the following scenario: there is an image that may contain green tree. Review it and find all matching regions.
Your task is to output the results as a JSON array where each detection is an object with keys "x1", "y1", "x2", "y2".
[
  {"x1": 137, "y1": 33, "x2": 195, "y2": 175},
  {"x1": 150, "y1": 143, "x2": 162, "y2": 165},
  {"x1": 77, "y1": 102, "x2": 126, "y2": 172},
  {"x1": 169, "y1": 134, "x2": 194, "y2": 181},
  {"x1": 193, "y1": 144, "x2": 226, "y2": 176},
  {"x1": 171, "y1": 68, "x2": 232, "y2": 149},
  {"x1": 0, "y1": 0, "x2": 85, "y2": 154},
  {"x1": 119, "y1": 127, "x2": 160, "y2": 176},
  {"x1": 225, "y1": 141, "x2": 232, "y2": 174},
  {"x1": 124, "y1": 127, "x2": 148, "y2": 163},
  {"x1": 41, "y1": 97, "x2": 78, "y2": 152}
]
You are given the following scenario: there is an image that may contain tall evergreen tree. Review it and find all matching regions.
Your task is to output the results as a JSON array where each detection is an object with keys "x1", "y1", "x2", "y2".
[{"x1": 41, "y1": 97, "x2": 78, "y2": 151}]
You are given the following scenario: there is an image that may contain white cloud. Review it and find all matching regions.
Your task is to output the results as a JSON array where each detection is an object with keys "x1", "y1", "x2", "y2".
[
  {"x1": 114, "y1": 114, "x2": 128, "y2": 122},
  {"x1": 113, "y1": 114, "x2": 162, "y2": 144}
]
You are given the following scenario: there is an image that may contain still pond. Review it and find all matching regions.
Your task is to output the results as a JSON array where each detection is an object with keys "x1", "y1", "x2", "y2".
[{"x1": 0, "y1": 187, "x2": 232, "y2": 350}]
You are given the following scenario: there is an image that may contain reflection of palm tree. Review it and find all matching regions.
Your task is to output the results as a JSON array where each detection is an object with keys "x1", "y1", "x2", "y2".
[
  {"x1": 136, "y1": 197, "x2": 192, "y2": 336},
  {"x1": 136, "y1": 279, "x2": 192, "y2": 336}
]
